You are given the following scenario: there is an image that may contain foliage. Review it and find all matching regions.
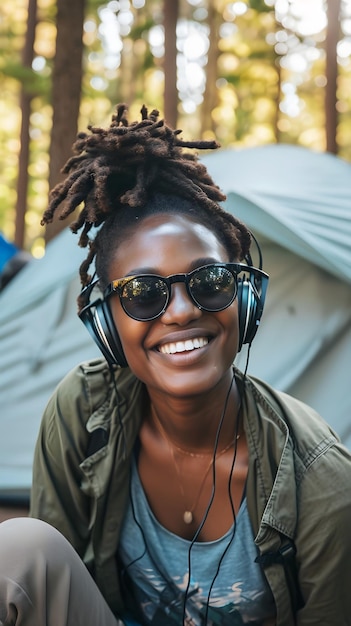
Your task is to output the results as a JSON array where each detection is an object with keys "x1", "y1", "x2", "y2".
[{"x1": 1, "y1": 0, "x2": 351, "y2": 254}]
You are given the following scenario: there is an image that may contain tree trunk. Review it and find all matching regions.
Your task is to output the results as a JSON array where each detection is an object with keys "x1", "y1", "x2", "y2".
[
  {"x1": 45, "y1": 0, "x2": 86, "y2": 243},
  {"x1": 273, "y1": 55, "x2": 281, "y2": 143},
  {"x1": 163, "y1": 0, "x2": 179, "y2": 128},
  {"x1": 201, "y1": 2, "x2": 220, "y2": 136},
  {"x1": 325, "y1": 0, "x2": 341, "y2": 154},
  {"x1": 15, "y1": 0, "x2": 37, "y2": 249}
]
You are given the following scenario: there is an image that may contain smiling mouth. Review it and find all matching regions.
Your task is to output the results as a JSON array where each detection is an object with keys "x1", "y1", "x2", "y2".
[{"x1": 158, "y1": 337, "x2": 209, "y2": 355}]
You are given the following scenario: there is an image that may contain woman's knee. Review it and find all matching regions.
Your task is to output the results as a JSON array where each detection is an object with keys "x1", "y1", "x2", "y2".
[
  {"x1": 0, "y1": 516, "x2": 64, "y2": 548},
  {"x1": 0, "y1": 517, "x2": 80, "y2": 571},
  {"x1": 0, "y1": 518, "x2": 116, "y2": 626}
]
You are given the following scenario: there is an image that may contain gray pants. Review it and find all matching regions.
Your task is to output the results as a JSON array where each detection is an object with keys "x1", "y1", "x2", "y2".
[{"x1": 0, "y1": 517, "x2": 120, "y2": 626}]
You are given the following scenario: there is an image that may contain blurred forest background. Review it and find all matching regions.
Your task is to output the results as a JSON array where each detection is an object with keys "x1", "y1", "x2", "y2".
[{"x1": 0, "y1": 0, "x2": 350, "y2": 257}]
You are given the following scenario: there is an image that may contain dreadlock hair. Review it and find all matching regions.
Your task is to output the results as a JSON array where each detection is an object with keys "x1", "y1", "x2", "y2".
[{"x1": 41, "y1": 103, "x2": 251, "y2": 311}]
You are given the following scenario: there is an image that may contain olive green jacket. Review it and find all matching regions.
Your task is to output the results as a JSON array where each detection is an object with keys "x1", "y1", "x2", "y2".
[{"x1": 30, "y1": 358, "x2": 351, "y2": 625}]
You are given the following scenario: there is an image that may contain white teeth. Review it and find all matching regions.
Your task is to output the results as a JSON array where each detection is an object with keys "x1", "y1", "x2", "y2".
[{"x1": 159, "y1": 337, "x2": 209, "y2": 354}]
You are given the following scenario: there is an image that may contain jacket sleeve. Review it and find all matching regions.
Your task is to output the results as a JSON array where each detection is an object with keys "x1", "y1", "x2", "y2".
[
  {"x1": 29, "y1": 361, "x2": 104, "y2": 558},
  {"x1": 296, "y1": 441, "x2": 351, "y2": 625}
]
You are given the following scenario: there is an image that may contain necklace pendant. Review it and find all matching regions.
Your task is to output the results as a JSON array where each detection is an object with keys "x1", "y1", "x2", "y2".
[{"x1": 183, "y1": 510, "x2": 193, "y2": 524}]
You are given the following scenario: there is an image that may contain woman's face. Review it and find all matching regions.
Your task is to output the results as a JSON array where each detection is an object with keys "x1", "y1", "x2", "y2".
[{"x1": 108, "y1": 213, "x2": 240, "y2": 399}]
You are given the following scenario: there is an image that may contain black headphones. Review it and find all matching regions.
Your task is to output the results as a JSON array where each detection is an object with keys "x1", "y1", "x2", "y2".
[{"x1": 79, "y1": 237, "x2": 269, "y2": 368}]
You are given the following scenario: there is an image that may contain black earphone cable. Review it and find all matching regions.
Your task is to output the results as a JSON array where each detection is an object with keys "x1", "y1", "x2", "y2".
[
  {"x1": 181, "y1": 372, "x2": 236, "y2": 623},
  {"x1": 203, "y1": 406, "x2": 241, "y2": 623},
  {"x1": 119, "y1": 369, "x2": 246, "y2": 625}
]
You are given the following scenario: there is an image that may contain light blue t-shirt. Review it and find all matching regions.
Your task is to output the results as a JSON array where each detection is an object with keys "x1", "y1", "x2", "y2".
[{"x1": 118, "y1": 458, "x2": 276, "y2": 625}]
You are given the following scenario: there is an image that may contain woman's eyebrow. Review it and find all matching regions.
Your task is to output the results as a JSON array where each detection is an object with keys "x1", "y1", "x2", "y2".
[
  {"x1": 124, "y1": 267, "x2": 158, "y2": 276},
  {"x1": 187, "y1": 257, "x2": 223, "y2": 272},
  {"x1": 124, "y1": 258, "x2": 222, "y2": 277}
]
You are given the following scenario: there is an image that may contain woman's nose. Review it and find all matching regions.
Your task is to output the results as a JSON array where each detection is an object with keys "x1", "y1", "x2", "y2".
[{"x1": 160, "y1": 283, "x2": 202, "y2": 325}]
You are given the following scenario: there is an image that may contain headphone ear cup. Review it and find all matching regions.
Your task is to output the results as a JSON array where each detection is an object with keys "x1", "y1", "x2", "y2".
[
  {"x1": 237, "y1": 279, "x2": 259, "y2": 351},
  {"x1": 79, "y1": 299, "x2": 128, "y2": 367},
  {"x1": 99, "y1": 300, "x2": 128, "y2": 367}
]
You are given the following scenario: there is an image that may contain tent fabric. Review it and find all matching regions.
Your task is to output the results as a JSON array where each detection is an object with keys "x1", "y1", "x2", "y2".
[
  {"x1": 0, "y1": 144, "x2": 350, "y2": 497},
  {"x1": 202, "y1": 144, "x2": 351, "y2": 283},
  {"x1": 234, "y1": 241, "x2": 351, "y2": 446},
  {"x1": 0, "y1": 230, "x2": 100, "y2": 497}
]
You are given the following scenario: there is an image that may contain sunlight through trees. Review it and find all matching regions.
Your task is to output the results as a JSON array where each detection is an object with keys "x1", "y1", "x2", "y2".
[{"x1": 1, "y1": 0, "x2": 350, "y2": 252}]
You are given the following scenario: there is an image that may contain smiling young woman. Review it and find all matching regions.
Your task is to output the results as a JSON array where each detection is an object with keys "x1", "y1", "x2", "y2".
[{"x1": 0, "y1": 104, "x2": 350, "y2": 626}]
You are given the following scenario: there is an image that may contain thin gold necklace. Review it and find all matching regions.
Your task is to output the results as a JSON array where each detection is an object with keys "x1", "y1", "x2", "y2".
[{"x1": 151, "y1": 406, "x2": 241, "y2": 525}]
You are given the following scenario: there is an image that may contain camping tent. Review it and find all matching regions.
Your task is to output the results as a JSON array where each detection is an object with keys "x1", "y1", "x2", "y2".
[{"x1": 0, "y1": 144, "x2": 350, "y2": 499}]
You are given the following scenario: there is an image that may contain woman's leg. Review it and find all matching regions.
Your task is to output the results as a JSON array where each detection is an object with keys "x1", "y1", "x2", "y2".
[{"x1": 0, "y1": 517, "x2": 119, "y2": 626}]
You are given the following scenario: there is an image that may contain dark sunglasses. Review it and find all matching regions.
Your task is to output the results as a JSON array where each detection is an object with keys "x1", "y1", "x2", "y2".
[{"x1": 103, "y1": 263, "x2": 251, "y2": 322}]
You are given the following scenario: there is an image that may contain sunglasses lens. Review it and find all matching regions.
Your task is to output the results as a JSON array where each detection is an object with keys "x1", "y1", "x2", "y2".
[
  {"x1": 116, "y1": 265, "x2": 237, "y2": 320},
  {"x1": 189, "y1": 266, "x2": 237, "y2": 311},
  {"x1": 120, "y1": 277, "x2": 168, "y2": 320}
]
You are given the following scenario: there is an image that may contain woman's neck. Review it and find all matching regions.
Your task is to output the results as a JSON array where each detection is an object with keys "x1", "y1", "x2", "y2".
[{"x1": 145, "y1": 373, "x2": 241, "y2": 453}]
